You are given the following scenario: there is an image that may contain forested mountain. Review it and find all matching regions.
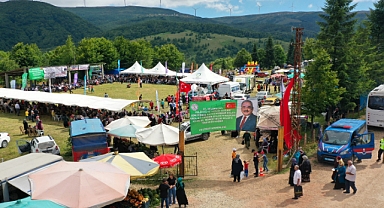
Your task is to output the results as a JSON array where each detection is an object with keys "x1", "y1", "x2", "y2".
[{"x1": 0, "y1": 1, "x2": 101, "y2": 51}]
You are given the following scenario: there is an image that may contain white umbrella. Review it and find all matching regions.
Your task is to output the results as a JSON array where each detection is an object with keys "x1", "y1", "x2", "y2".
[
  {"x1": 135, "y1": 123, "x2": 182, "y2": 146},
  {"x1": 105, "y1": 116, "x2": 150, "y2": 130}
]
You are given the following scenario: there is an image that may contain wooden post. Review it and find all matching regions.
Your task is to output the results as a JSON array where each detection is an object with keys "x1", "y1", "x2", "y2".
[
  {"x1": 178, "y1": 130, "x2": 185, "y2": 177},
  {"x1": 277, "y1": 126, "x2": 284, "y2": 172}
]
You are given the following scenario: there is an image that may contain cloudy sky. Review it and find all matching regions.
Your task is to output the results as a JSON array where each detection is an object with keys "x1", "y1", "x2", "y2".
[{"x1": 1, "y1": 0, "x2": 378, "y2": 17}]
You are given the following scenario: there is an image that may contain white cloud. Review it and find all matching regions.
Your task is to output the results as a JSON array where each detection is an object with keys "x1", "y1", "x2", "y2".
[
  {"x1": 308, "y1": 4, "x2": 313, "y2": 8},
  {"x1": 239, "y1": 0, "x2": 243, "y2": 3}
]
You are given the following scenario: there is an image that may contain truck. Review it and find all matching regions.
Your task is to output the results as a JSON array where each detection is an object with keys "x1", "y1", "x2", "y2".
[
  {"x1": 217, "y1": 82, "x2": 242, "y2": 98},
  {"x1": 233, "y1": 75, "x2": 255, "y2": 94},
  {"x1": 317, "y1": 119, "x2": 374, "y2": 163}
]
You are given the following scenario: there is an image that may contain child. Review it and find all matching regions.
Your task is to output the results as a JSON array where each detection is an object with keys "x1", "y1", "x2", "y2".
[
  {"x1": 243, "y1": 160, "x2": 249, "y2": 177},
  {"x1": 262, "y1": 151, "x2": 269, "y2": 173},
  {"x1": 232, "y1": 148, "x2": 237, "y2": 159}
]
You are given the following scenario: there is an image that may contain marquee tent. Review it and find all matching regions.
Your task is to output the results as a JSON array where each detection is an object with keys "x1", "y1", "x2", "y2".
[
  {"x1": 180, "y1": 63, "x2": 229, "y2": 85},
  {"x1": 120, "y1": 61, "x2": 149, "y2": 74},
  {"x1": 0, "y1": 88, "x2": 140, "y2": 112},
  {"x1": 145, "y1": 62, "x2": 179, "y2": 76}
]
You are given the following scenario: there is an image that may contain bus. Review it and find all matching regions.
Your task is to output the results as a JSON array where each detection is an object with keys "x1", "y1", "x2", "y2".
[{"x1": 366, "y1": 84, "x2": 384, "y2": 128}]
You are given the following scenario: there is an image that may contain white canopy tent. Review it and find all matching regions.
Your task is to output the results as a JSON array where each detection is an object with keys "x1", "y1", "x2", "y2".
[
  {"x1": 120, "y1": 61, "x2": 149, "y2": 74},
  {"x1": 145, "y1": 62, "x2": 179, "y2": 76},
  {"x1": 180, "y1": 63, "x2": 229, "y2": 85},
  {"x1": 0, "y1": 88, "x2": 140, "y2": 112}
]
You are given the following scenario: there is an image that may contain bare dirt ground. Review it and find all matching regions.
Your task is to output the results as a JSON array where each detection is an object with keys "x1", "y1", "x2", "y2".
[{"x1": 179, "y1": 127, "x2": 384, "y2": 208}]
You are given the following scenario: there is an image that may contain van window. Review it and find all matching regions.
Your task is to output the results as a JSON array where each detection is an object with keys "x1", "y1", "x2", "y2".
[
  {"x1": 322, "y1": 131, "x2": 350, "y2": 145},
  {"x1": 355, "y1": 134, "x2": 371, "y2": 146},
  {"x1": 231, "y1": 86, "x2": 240, "y2": 92},
  {"x1": 357, "y1": 125, "x2": 367, "y2": 135}
]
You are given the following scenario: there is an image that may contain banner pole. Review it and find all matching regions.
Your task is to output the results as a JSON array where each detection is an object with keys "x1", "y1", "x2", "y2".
[{"x1": 277, "y1": 126, "x2": 284, "y2": 172}]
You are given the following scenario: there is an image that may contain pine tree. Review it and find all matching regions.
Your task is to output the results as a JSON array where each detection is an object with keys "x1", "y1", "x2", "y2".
[
  {"x1": 264, "y1": 36, "x2": 275, "y2": 69},
  {"x1": 368, "y1": 0, "x2": 384, "y2": 50},
  {"x1": 251, "y1": 43, "x2": 259, "y2": 63},
  {"x1": 286, "y1": 38, "x2": 295, "y2": 65}
]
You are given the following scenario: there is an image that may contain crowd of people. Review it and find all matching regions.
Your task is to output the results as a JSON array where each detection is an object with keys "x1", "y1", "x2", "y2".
[{"x1": 159, "y1": 172, "x2": 189, "y2": 208}]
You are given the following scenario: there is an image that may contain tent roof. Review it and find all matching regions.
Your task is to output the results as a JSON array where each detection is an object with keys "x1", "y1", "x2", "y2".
[
  {"x1": 120, "y1": 61, "x2": 149, "y2": 74},
  {"x1": 0, "y1": 153, "x2": 63, "y2": 184},
  {"x1": 0, "y1": 88, "x2": 140, "y2": 112},
  {"x1": 70, "y1": 119, "x2": 106, "y2": 137},
  {"x1": 180, "y1": 63, "x2": 229, "y2": 85}
]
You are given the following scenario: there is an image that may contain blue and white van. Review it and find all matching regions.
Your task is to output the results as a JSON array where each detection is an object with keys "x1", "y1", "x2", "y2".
[{"x1": 317, "y1": 119, "x2": 374, "y2": 163}]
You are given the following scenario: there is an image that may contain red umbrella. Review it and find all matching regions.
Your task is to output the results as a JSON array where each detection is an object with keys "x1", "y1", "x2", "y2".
[{"x1": 153, "y1": 154, "x2": 182, "y2": 168}]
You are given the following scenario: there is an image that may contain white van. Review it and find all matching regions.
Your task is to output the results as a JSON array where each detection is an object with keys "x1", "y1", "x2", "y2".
[{"x1": 217, "y1": 82, "x2": 241, "y2": 98}]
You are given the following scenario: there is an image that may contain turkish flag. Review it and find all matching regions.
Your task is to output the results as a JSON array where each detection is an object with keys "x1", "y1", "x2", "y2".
[
  {"x1": 179, "y1": 81, "x2": 191, "y2": 93},
  {"x1": 280, "y1": 76, "x2": 296, "y2": 149}
]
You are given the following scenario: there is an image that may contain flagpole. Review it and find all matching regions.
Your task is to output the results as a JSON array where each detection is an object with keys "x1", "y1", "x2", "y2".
[{"x1": 177, "y1": 72, "x2": 185, "y2": 177}]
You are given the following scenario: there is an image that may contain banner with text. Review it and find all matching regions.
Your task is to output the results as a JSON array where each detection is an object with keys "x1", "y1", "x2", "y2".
[
  {"x1": 28, "y1": 67, "x2": 44, "y2": 80},
  {"x1": 43, "y1": 66, "x2": 67, "y2": 79},
  {"x1": 190, "y1": 100, "x2": 237, "y2": 135}
]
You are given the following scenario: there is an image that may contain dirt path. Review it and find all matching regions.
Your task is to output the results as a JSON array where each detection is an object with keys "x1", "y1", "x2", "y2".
[{"x1": 181, "y1": 128, "x2": 384, "y2": 208}]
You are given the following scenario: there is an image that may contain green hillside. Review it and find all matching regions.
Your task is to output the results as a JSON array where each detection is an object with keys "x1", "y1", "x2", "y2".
[
  {"x1": 0, "y1": 1, "x2": 102, "y2": 51},
  {"x1": 140, "y1": 31, "x2": 289, "y2": 63}
]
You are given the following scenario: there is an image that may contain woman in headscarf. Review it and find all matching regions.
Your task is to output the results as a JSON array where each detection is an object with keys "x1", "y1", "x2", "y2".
[
  {"x1": 331, "y1": 156, "x2": 341, "y2": 183},
  {"x1": 300, "y1": 155, "x2": 312, "y2": 182},
  {"x1": 23, "y1": 119, "x2": 28, "y2": 134},
  {"x1": 176, "y1": 177, "x2": 189, "y2": 208},
  {"x1": 231, "y1": 154, "x2": 244, "y2": 182},
  {"x1": 333, "y1": 159, "x2": 346, "y2": 190},
  {"x1": 289, "y1": 158, "x2": 298, "y2": 186}
]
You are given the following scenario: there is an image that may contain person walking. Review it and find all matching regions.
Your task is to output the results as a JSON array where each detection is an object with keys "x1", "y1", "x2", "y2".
[
  {"x1": 333, "y1": 160, "x2": 346, "y2": 190},
  {"x1": 344, "y1": 160, "x2": 357, "y2": 194},
  {"x1": 176, "y1": 177, "x2": 189, "y2": 208},
  {"x1": 243, "y1": 131, "x2": 251, "y2": 149},
  {"x1": 232, "y1": 148, "x2": 237, "y2": 160},
  {"x1": 331, "y1": 156, "x2": 341, "y2": 183},
  {"x1": 231, "y1": 154, "x2": 243, "y2": 182},
  {"x1": 167, "y1": 173, "x2": 177, "y2": 205},
  {"x1": 159, "y1": 178, "x2": 170, "y2": 208},
  {"x1": 252, "y1": 149, "x2": 260, "y2": 177},
  {"x1": 292, "y1": 165, "x2": 302, "y2": 200},
  {"x1": 243, "y1": 160, "x2": 249, "y2": 177},
  {"x1": 300, "y1": 155, "x2": 312, "y2": 182},
  {"x1": 15, "y1": 102, "x2": 20, "y2": 116},
  {"x1": 377, "y1": 137, "x2": 384, "y2": 162}
]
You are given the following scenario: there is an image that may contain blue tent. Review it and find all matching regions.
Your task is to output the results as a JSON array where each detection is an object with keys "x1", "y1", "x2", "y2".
[{"x1": 70, "y1": 119, "x2": 107, "y2": 153}]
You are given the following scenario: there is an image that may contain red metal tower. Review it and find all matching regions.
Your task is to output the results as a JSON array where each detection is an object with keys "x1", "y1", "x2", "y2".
[{"x1": 290, "y1": 27, "x2": 304, "y2": 151}]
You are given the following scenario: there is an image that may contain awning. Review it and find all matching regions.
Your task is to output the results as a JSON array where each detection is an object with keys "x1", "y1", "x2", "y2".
[{"x1": 8, "y1": 175, "x2": 31, "y2": 195}]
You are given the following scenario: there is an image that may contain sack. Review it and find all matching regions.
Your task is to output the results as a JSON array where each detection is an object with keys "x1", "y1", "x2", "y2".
[
  {"x1": 294, "y1": 186, "x2": 303, "y2": 197},
  {"x1": 241, "y1": 140, "x2": 245, "y2": 145},
  {"x1": 240, "y1": 171, "x2": 245, "y2": 180}
]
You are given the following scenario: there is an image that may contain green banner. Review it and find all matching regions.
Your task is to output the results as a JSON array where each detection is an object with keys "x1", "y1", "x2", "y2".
[
  {"x1": 190, "y1": 100, "x2": 237, "y2": 135},
  {"x1": 28, "y1": 67, "x2": 44, "y2": 80},
  {"x1": 21, "y1": 73, "x2": 28, "y2": 90}
]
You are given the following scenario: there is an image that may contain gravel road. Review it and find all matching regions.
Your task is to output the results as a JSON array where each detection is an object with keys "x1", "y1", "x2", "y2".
[{"x1": 180, "y1": 127, "x2": 384, "y2": 208}]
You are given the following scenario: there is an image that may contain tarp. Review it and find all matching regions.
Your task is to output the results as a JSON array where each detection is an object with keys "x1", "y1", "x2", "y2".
[
  {"x1": 0, "y1": 88, "x2": 140, "y2": 112},
  {"x1": 120, "y1": 61, "x2": 149, "y2": 74},
  {"x1": 70, "y1": 119, "x2": 106, "y2": 137},
  {"x1": 180, "y1": 63, "x2": 229, "y2": 85},
  {"x1": 145, "y1": 62, "x2": 178, "y2": 76},
  {"x1": 70, "y1": 119, "x2": 107, "y2": 152},
  {"x1": 257, "y1": 106, "x2": 281, "y2": 130}
]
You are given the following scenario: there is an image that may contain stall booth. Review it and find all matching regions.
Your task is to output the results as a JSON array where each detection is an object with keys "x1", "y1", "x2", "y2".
[{"x1": 70, "y1": 119, "x2": 109, "y2": 162}]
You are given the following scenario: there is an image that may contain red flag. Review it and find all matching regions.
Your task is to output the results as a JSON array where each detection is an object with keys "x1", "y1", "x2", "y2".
[
  {"x1": 175, "y1": 91, "x2": 180, "y2": 115},
  {"x1": 179, "y1": 81, "x2": 191, "y2": 93},
  {"x1": 280, "y1": 76, "x2": 295, "y2": 149}
]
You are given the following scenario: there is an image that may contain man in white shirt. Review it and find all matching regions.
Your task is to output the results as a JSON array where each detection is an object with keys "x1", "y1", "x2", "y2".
[
  {"x1": 293, "y1": 165, "x2": 302, "y2": 199},
  {"x1": 14, "y1": 102, "x2": 20, "y2": 116},
  {"x1": 344, "y1": 160, "x2": 357, "y2": 194}
]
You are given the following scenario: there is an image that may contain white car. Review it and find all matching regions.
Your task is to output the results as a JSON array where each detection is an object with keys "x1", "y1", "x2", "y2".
[
  {"x1": 16, "y1": 135, "x2": 60, "y2": 155},
  {"x1": 180, "y1": 121, "x2": 210, "y2": 141},
  {"x1": 233, "y1": 94, "x2": 250, "y2": 100},
  {"x1": 0, "y1": 132, "x2": 10, "y2": 148}
]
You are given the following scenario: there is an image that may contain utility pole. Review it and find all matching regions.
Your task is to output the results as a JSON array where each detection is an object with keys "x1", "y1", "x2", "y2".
[{"x1": 290, "y1": 27, "x2": 304, "y2": 151}]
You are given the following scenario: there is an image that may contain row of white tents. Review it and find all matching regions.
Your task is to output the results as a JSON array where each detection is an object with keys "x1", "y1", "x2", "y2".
[{"x1": 120, "y1": 61, "x2": 230, "y2": 85}]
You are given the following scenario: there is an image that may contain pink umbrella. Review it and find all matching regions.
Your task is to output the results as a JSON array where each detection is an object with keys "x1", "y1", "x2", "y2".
[
  {"x1": 28, "y1": 161, "x2": 130, "y2": 208},
  {"x1": 153, "y1": 154, "x2": 182, "y2": 168}
]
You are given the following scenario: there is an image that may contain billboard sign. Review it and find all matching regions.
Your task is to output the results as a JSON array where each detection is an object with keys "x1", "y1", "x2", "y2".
[
  {"x1": 190, "y1": 100, "x2": 237, "y2": 135},
  {"x1": 235, "y1": 99, "x2": 259, "y2": 132}
]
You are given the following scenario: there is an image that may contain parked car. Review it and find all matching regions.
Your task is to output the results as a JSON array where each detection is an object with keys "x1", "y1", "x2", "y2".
[
  {"x1": 263, "y1": 97, "x2": 280, "y2": 106},
  {"x1": 233, "y1": 94, "x2": 251, "y2": 100},
  {"x1": 180, "y1": 121, "x2": 210, "y2": 141},
  {"x1": 256, "y1": 91, "x2": 273, "y2": 104},
  {"x1": 16, "y1": 135, "x2": 60, "y2": 155},
  {"x1": 0, "y1": 132, "x2": 10, "y2": 148}
]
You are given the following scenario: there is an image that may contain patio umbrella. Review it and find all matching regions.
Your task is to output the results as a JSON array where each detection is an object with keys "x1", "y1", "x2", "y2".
[
  {"x1": 287, "y1": 73, "x2": 305, "y2": 79},
  {"x1": 105, "y1": 116, "x2": 150, "y2": 130},
  {"x1": 153, "y1": 154, "x2": 182, "y2": 169},
  {"x1": 0, "y1": 197, "x2": 65, "y2": 208},
  {"x1": 80, "y1": 152, "x2": 159, "y2": 179},
  {"x1": 135, "y1": 123, "x2": 182, "y2": 146},
  {"x1": 28, "y1": 161, "x2": 130, "y2": 208},
  {"x1": 107, "y1": 124, "x2": 144, "y2": 138}
]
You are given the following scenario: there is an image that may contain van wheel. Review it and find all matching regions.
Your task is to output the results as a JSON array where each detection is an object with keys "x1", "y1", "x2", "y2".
[
  {"x1": 1, "y1": 140, "x2": 8, "y2": 148},
  {"x1": 202, "y1": 133, "x2": 209, "y2": 141}
]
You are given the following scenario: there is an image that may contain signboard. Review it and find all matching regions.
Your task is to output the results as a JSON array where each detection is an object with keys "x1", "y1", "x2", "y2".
[
  {"x1": 28, "y1": 67, "x2": 44, "y2": 80},
  {"x1": 43, "y1": 66, "x2": 67, "y2": 79},
  {"x1": 235, "y1": 99, "x2": 259, "y2": 132},
  {"x1": 10, "y1": 80, "x2": 16, "y2": 89},
  {"x1": 21, "y1": 73, "x2": 28, "y2": 90},
  {"x1": 190, "y1": 100, "x2": 237, "y2": 135},
  {"x1": 69, "y1": 64, "x2": 89, "y2": 71}
]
